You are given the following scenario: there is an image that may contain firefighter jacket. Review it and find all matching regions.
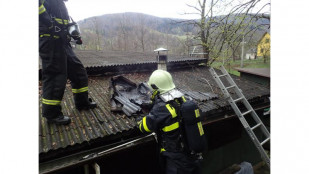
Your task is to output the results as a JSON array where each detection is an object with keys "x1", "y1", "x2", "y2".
[
  {"x1": 139, "y1": 95, "x2": 203, "y2": 174},
  {"x1": 39, "y1": 0, "x2": 70, "y2": 39},
  {"x1": 139, "y1": 96, "x2": 187, "y2": 153}
]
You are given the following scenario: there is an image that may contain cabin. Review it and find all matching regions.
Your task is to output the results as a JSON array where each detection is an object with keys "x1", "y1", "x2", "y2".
[
  {"x1": 257, "y1": 32, "x2": 270, "y2": 59},
  {"x1": 39, "y1": 51, "x2": 270, "y2": 174},
  {"x1": 235, "y1": 68, "x2": 270, "y2": 87},
  {"x1": 246, "y1": 48, "x2": 257, "y2": 60}
]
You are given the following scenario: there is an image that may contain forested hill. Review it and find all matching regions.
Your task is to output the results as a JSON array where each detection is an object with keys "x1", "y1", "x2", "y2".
[
  {"x1": 76, "y1": 12, "x2": 269, "y2": 54},
  {"x1": 78, "y1": 12, "x2": 188, "y2": 37}
]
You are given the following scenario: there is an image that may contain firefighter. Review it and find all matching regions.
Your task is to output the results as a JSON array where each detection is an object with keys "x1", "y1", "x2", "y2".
[
  {"x1": 39, "y1": 0, "x2": 97, "y2": 125},
  {"x1": 138, "y1": 70, "x2": 202, "y2": 174}
]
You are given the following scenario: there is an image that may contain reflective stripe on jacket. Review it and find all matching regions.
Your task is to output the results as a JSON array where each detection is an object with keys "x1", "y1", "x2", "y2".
[
  {"x1": 39, "y1": 0, "x2": 70, "y2": 30},
  {"x1": 139, "y1": 97, "x2": 186, "y2": 153}
]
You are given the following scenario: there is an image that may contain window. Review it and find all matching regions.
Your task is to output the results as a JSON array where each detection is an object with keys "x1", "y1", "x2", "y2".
[{"x1": 265, "y1": 39, "x2": 270, "y2": 43}]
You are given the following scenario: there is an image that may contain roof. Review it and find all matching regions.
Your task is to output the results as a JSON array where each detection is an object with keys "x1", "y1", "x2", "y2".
[
  {"x1": 258, "y1": 32, "x2": 270, "y2": 45},
  {"x1": 39, "y1": 65, "x2": 270, "y2": 162},
  {"x1": 39, "y1": 50, "x2": 207, "y2": 70},
  {"x1": 234, "y1": 68, "x2": 270, "y2": 78}
]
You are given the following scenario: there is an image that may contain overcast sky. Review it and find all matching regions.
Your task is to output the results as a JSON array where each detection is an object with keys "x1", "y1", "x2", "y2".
[{"x1": 65, "y1": 0, "x2": 270, "y2": 21}]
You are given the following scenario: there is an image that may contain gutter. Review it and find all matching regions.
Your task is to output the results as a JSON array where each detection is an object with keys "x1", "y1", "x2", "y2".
[{"x1": 39, "y1": 133, "x2": 156, "y2": 174}]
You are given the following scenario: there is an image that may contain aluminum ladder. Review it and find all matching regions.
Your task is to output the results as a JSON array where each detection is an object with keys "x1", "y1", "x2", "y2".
[{"x1": 209, "y1": 65, "x2": 270, "y2": 168}]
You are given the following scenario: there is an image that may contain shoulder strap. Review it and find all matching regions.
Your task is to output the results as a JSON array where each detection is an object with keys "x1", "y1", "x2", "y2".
[{"x1": 167, "y1": 99, "x2": 190, "y2": 153}]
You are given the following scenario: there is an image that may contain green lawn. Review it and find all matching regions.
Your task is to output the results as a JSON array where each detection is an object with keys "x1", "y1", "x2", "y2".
[{"x1": 211, "y1": 58, "x2": 270, "y2": 76}]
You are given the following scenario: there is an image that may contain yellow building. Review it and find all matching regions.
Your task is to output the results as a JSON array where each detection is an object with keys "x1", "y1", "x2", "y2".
[{"x1": 257, "y1": 32, "x2": 270, "y2": 58}]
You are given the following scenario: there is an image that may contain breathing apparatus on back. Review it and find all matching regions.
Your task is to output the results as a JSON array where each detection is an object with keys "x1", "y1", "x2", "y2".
[{"x1": 148, "y1": 70, "x2": 207, "y2": 154}]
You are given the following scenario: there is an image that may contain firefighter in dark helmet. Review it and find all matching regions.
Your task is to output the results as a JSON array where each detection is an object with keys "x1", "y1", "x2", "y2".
[
  {"x1": 39, "y1": 0, "x2": 97, "y2": 125},
  {"x1": 139, "y1": 70, "x2": 205, "y2": 174}
]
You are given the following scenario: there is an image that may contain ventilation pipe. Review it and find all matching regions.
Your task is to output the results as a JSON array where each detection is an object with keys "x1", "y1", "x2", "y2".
[{"x1": 154, "y1": 48, "x2": 168, "y2": 71}]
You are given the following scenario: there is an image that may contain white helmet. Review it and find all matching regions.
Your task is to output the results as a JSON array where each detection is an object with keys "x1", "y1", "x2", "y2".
[{"x1": 148, "y1": 70, "x2": 176, "y2": 94}]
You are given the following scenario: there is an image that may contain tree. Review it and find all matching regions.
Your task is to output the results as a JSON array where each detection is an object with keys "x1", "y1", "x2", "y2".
[
  {"x1": 136, "y1": 14, "x2": 148, "y2": 52},
  {"x1": 120, "y1": 15, "x2": 128, "y2": 51},
  {"x1": 91, "y1": 17, "x2": 102, "y2": 51},
  {"x1": 184, "y1": 0, "x2": 270, "y2": 66}
]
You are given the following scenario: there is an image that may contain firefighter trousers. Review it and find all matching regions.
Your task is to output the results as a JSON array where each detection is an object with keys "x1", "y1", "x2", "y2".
[
  {"x1": 39, "y1": 36, "x2": 89, "y2": 119},
  {"x1": 162, "y1": 152, "x2": 202, "y2": 174}
]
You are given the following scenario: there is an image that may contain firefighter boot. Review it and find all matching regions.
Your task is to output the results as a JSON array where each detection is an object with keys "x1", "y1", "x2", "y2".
[
  {"x1": 74, "y1": 92, "x2": 97, "y2": 110},
  {"x1": 43, "y1": 105, "x2": 71, "y2": 125},
  {"x1": 47, "y1": 115, "x2": 71, "y2": 125}
]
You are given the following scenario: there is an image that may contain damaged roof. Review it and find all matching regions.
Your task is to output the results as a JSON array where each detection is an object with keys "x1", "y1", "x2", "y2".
[{"x1": 39, "y1": 64, "x2": 270, "y2": 161}]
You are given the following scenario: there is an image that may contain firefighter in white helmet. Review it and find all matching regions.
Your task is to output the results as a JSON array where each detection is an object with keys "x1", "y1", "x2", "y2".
[{"x1": 139, "y1": 70, "x2": 204, "y2": 174}]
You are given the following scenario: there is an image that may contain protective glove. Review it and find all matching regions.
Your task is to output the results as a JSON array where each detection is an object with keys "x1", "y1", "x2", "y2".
[
  {"x1": 136, "y1": 116, "x2": 143, "y2": 126},
  {"x1": 151, "y1": 90, "x2": 159, "y2": 102}
]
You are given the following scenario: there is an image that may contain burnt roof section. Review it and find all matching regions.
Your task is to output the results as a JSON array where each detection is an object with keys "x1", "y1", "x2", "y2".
[
  {"x1": 235, "y1": 68, "x2": 270, "y2": 78},
  {"x1": 39, "y1": 66, "x2": 270, "y2": 161},
  {"x1": 110, "y1": 76, "x2": 152, "y2": 116},
  {"x1": 110, "y1": 75, "x2": 218, "y2": 116}
]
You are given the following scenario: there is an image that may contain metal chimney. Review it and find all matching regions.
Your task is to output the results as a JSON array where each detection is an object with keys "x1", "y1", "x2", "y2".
[{"x1": 154, "y1": 48, "x2": 168, "y2": 71}]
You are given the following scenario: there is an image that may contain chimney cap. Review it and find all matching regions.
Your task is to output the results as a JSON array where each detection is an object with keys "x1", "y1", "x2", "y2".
[{"x1": 154, "y1": 47, "x2": 169, "y2": 52}]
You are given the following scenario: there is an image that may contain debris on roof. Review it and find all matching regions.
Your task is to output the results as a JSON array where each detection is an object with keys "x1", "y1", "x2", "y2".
[
  {"x1": 110, "y1": 75, "x2": 152, "y2": 116},
  {"x1": 110, "y1": 75, "x2": 221, "y2": 117}
]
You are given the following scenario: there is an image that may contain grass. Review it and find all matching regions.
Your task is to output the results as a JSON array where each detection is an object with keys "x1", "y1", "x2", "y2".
[{"x1": 211, "y1": 58, "x2": 270, "y2": 76}]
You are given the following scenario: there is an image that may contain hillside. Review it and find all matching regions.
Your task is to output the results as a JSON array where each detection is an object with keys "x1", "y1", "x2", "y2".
[
  {"x1": 75, "y1": 12, "x2": 269, "y2": 55},
  {"x1": 78, "y1": 12, "x2": 187, "y2": 36}
]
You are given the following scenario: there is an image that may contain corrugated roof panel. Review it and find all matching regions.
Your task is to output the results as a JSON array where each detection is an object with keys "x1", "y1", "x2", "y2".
[
  {"x1": 39, "y1": 51, "x2": 207, "y2": 70},
  {"x1": 39, "y1": 77, "x2": 137, "y2": 155},
  {"x1": 39, "y1": 66, "x2": 270, "y2": 157}
]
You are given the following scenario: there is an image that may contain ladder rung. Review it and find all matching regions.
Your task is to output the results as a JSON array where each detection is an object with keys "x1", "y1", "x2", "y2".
[
  {"x1": 234, "y1": 97, "x2": 243, "y2": 103},
  {"x1": 251, "y1": 123, "x2": 262, "y2": 130},
  {"x1": 260, "y1": 137, "x2": 270, "y2": 146},
  {"x1": 226, "y1": 85, "x2": 236, "y2": 90},
  {"x1": 218, "y1": 74, "x2": 228, "y2": 78},
  {"x1": 209, "y1": 67, "x2": 270, "y2": 168},
  {"x1": 242, "y1": 110, "x2": 252, "y2": 116}
]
